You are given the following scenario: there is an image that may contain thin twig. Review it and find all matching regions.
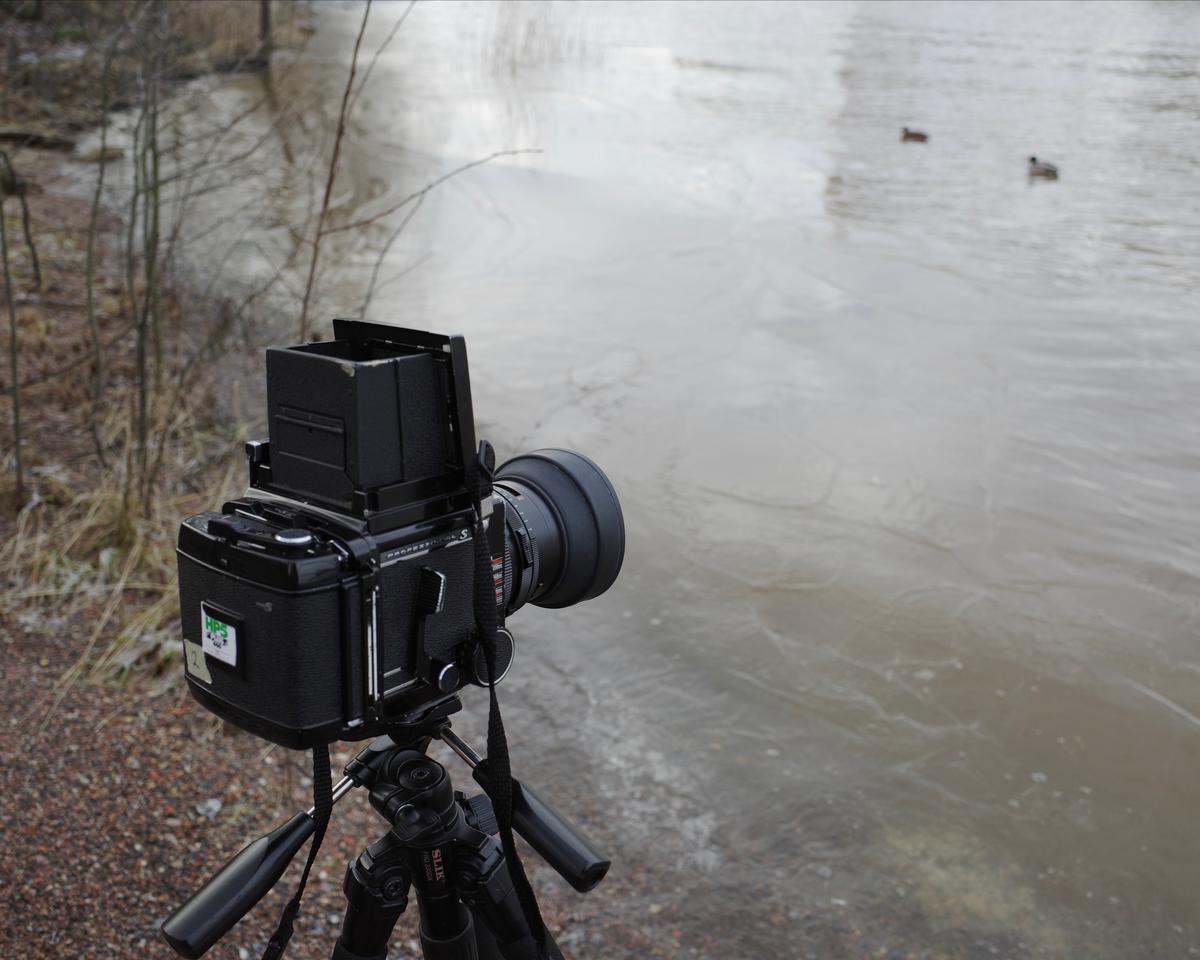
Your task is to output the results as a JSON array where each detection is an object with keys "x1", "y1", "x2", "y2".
[
  {"x1": 86, "y1": 30, "x2": 122, "y2": 468},
  {"x1": 297, "y1": 0, "x2": 372, "y2": 341},
  {"x1": 362, "y1": 253, "x2": 431, "y2": 315},
  {"x1": 347, "y1": 0, "x2": 416, "y2": 117},
  {"x1": 0, "y1": 195, "x2": 22, "y2": 508},
  {"x1": 359, "y1": 191, "x2": 426, "y2": 315},
  {"x1": 15, "y1": 190, "x2": 39, "y2": 291},
  {"x1": 0, "y1": 151, "x2": 39, "y2": 290},
  {"x1": 322, "y1": 149, "x2": 541, "y2": 236}
]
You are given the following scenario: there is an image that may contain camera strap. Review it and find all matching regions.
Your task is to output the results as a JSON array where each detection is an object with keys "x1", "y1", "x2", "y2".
[
  {"x1": 261, "y1": 743, "x2": 332, "y2": 960},
  {"x1": 470, "y1": 445, "x2": 558, "y2": 960}
]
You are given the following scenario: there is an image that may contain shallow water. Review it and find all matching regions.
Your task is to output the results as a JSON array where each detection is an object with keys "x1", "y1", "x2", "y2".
[{"x1": 84, "y1": 1, "x2": 1200, "y2": 955}]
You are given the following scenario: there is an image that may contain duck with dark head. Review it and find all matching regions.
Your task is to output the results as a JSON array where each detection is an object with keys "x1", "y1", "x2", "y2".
[{"x1": 1029, "y1": 156, "x2": 1059, "y2": 179}]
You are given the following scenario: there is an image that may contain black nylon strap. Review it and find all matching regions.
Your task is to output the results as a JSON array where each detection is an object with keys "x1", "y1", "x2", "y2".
[
  {"x1": 262, "y1": 744, "x2": 332, "y2": 960},
  {"x1": 473, "y1": 524, "x2": 552, "y2": 959},
  {"x1": 470, "y1": 449, "x2": 552, "y2": 960}
]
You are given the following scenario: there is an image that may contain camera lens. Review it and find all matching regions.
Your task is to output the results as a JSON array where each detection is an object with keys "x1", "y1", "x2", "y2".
[{"x1": 494, "y1": 449, "x2": 625, "y2": 613}]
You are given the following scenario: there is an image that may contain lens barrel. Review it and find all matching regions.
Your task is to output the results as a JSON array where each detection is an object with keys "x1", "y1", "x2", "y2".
[{"x1": 495, "y1": 449, "x2": 625, "y2": 613}]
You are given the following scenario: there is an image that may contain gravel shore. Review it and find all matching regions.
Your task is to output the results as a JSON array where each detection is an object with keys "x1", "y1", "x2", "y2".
[{"x1": 0, "y1": 608, "x2": 640, "y2": 960}]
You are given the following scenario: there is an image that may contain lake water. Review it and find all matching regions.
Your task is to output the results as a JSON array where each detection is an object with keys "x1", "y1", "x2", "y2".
[{"x1": 93, "y1": 1, "x2": 1200, "y2": 955}]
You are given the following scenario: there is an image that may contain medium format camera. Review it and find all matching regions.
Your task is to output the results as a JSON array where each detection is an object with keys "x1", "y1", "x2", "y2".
[{"x1": 176, "y1": 320, "x2": 624, "y2": 747}]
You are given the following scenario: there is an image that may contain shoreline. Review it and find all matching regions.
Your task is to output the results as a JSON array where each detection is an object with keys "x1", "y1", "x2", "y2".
[{"x1": 0, "y1": 8, "x2": 655, "y2": 956}]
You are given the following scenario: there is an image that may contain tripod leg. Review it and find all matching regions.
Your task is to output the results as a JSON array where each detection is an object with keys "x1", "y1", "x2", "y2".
[
  {"x1": 456, "y1": 840, "x2": 564, "y2": 960},
  {"x1": 468, "y1": 907, "x2": 505, "y2": 960},
  {"x1": 332, "y1": 836, "x2": 412, "y2": 960},
  {"x1": 410, "y1": 887, "x2": 478, "y2": 960},
  {"x1": 409, "y1": 845, "x2": 479, "y2": 960}
]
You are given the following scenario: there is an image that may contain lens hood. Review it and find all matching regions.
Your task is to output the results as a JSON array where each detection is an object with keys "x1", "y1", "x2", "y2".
[{"x1": 495, "y1": 449, "x2": 625, "y2": 609}]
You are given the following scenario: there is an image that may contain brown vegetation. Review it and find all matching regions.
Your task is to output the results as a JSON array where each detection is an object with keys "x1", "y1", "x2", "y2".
[
  {"x1": 0, "y1": 0, "x2": 295, "y2": 690},
  {"x1": 0, "y1": 160, "x2": 236, "y2": 687},
  {"x1": 0, "y1": 8, "x2": 638, "y2": 959},
  {"x1": 0, "y1": 1, "x2": 275, "y2": 134}
]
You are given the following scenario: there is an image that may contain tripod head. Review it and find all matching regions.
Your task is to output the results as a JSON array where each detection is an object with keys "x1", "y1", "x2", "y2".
[{"x1": 161, "y1": 696, "x2": 608, "y2": 960}]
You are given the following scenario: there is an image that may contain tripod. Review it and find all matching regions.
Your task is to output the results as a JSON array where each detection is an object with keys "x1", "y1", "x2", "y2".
[
  {"x1": 335, "y1": 742, "x2": 551, "y2": 960},
  {"x1": 162, "y1": 697, "x2": 607, "y2": 960}
]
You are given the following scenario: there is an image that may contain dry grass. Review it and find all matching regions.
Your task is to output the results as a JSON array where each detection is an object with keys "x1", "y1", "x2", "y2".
[
  {"x1": 0, "y1": 2, "x2": 320, "y2": 702},
  {"x1": 169, "y1": 1, "x2": 261, "y2": 58},
  {"x1": 0, "y1": 405, "x2": 243, "y2": 692},
  {"x1": 1, "y1": 1, "x2": 312, "y2": 132},
  {"x1": 0, "y1": 170, "x2": 241, "y2": 701},
  {"x1": 0, "y1": 0, "x2": 334, "y2": 707}
]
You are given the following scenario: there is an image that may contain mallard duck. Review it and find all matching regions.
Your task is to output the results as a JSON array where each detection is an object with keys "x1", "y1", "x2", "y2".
[
  {"x1": 901, "y1": 127, "x2": 928, "y2": 142},
  {"x1": 1028, "y1": 156, "x2": 1058, "y2": 178}
]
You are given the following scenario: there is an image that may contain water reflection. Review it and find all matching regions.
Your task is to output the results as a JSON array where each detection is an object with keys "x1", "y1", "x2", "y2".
[{"x1": 79, "y1": 1, "x2": 1200, "y2": 955}]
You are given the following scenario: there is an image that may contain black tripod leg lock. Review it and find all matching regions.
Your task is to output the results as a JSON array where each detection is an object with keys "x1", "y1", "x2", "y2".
[
  {"x1": 456, "y1": 848, "x2": 565, "y2": 960},
  {"x1": 332, "y1": 837, "x2": 412, "y2": 960}
]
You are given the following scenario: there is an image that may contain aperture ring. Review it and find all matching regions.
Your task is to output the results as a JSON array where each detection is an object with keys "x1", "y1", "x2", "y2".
[{"x1": 494, "y1": 485, "x2": 540, "y2": 613}]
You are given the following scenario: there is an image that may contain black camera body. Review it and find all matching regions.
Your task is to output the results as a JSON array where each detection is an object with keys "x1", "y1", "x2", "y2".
[{"x1": 176, "y1": 321, "x2": 624, "y2": 747}]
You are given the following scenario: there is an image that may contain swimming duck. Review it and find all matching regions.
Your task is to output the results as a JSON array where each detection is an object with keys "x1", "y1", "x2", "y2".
[
  {"x1": 901, "y1": 127, "x2": 928, "y2": 142},
  {"x1": 1028, "y1": 156, "x2": 1058, "y2": 178}
]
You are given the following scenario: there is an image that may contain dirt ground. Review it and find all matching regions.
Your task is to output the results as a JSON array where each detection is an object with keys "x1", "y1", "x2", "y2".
[{"x1": 0, "y1": 604, "x2": 649, "y2": 960}]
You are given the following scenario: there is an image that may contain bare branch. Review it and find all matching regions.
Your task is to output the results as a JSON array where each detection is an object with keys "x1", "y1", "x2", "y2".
[
  {"x1": 0, "y1": 152, "x2": 41, "y2": 290},
  {"x1": 0, "y1": 186, "x2": 23, "y2": 509},
  {"x1": 347, "y1": 0, "x2": 417, "y2": 117},
  {"x1": 322, "y1": 149, "x2": 541, "y2": 236},
  {"x1": 86, "y1": 30, "x2": 124, "y2": 468},
  {"x1": 298, "y1": 0, "x2": 372, "y2": 340},
  {"x1": 359, "y1": 191, "x2": 426, "y2": 315},
  {"x1": 363, "y1": 252, "x2": 431, "y2": 313}
]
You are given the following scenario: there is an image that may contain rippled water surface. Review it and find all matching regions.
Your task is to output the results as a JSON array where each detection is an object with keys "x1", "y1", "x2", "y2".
[{"x1": 92, "y1": 2, "x2": 1200, "y2": 955}]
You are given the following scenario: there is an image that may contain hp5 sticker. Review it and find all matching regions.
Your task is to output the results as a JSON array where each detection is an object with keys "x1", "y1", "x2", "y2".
[{"x1": 200, "y1": 602, "x2": 241, "y2": 668}]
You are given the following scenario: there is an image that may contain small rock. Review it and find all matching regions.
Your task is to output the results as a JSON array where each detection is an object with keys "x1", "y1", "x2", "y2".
[{"x1": 195, "y1": 797, "x2": 222, "y2": 820}]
